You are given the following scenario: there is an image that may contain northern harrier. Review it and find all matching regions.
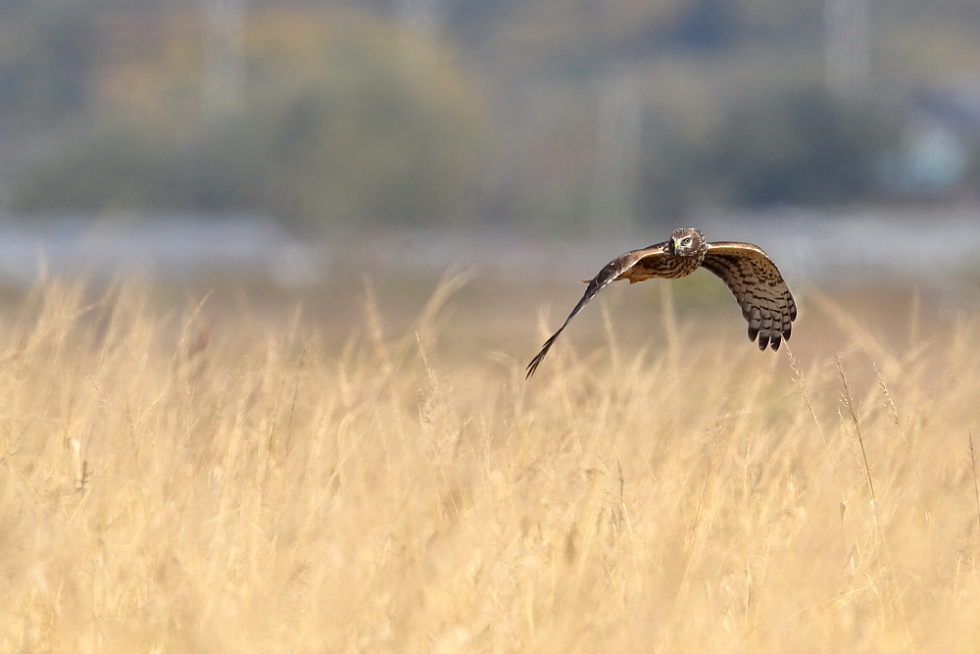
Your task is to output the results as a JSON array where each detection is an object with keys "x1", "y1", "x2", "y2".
[{"x1": 526, "y1": 227, "x2": 797, "y2": 378}]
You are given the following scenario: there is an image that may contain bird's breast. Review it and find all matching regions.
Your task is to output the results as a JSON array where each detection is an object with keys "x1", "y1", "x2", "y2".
[
  {"x1": 659, "y1": 256, "x2": 703, "y2": 279},
  {"x1": 624, "y1": 254, "x2": 704, "y2": 283}
]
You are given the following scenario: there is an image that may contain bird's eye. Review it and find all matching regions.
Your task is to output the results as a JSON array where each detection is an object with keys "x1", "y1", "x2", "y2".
[{"x1": 681, "y1": 237, "x2": 692, "y2": 246}]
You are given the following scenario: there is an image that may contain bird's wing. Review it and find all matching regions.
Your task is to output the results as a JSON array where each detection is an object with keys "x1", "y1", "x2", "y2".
[
  {"x1": 701, "y1": 242, "x2": 797, "y2": 351},
  {"x1": 526, "y1": 243, "x2": 669, "y2": 378}
]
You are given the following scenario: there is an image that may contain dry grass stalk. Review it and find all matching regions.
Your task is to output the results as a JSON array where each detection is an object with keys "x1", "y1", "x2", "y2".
[
  {"x1": 1, "y1": 278, "x2": 979, "y2": 652},
  {"x1": 970, "y1": 432, "x2": 980, "y2": 543}
]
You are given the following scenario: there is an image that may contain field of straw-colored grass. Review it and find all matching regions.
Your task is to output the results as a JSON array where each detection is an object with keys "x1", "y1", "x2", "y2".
[{"x1": 2, "y1": 273, "x2": 980, "y2": 653}]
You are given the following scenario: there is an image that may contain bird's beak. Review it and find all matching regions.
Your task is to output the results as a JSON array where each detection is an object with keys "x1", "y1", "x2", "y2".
[{"x1": 670, "y1": 238, "x2": 678, "y2": 254}]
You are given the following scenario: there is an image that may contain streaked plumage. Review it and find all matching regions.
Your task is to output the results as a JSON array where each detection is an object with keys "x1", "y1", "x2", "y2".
[{"x1": 526, "y1": 228, "x2": 797, "y2": 378}]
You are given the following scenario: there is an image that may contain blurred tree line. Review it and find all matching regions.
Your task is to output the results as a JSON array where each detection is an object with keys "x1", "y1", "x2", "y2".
[
  {"x1": 1, "y1": 0, "x2": 979, "y2": 230},
  {"x1": 3, "y1": 3, "x2": 486, "y2": 227}
]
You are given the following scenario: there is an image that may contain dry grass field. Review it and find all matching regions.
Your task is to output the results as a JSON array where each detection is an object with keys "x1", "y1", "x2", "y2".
[{"x1": 2, "y1": 270, "x2": 980, "y2": 653}]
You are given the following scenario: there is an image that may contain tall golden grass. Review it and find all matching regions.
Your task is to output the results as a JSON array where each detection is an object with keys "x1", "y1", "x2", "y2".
[{"x1": 2, "y1": 273, "x2": 980, "y2": 653}]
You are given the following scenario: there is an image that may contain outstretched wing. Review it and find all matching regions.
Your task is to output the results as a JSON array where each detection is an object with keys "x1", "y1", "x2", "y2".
[
  {"x1": 701, "y1": 242, "x2": 797, "y2": 351},
  {"x1": 526, "y1": 242, "x2": 668, "y2": 378}
]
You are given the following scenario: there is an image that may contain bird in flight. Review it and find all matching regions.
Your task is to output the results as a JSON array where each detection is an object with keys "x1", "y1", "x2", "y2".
[{"x1": 526, "y1": 227, "x2": 797, "y2": 378}]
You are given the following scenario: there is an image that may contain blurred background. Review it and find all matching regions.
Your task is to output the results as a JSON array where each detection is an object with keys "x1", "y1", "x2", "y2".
[{"x1": 0, "y1": 0, "x2": 979, "y2": 339}]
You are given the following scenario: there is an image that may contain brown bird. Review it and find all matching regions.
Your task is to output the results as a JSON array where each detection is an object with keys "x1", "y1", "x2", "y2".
[{"x1": 526, "y1": 227, "x2": 797, "y2": 378}]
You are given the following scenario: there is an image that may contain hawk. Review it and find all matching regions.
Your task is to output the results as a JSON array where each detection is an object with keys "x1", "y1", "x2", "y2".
[{"x1": 526, "y1": 227, "x2": 797, "y2": 378}]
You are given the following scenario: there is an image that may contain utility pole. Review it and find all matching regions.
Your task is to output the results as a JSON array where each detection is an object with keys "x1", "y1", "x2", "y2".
[
  {"x1": 395, "y1": 0, "x2": 442, "y2": 72},
  {"x1": 592, "y1": 66, "x2": 642, "y2": 237},
  {"x1": 824, "y1": 0, "x2": 870, "y2": 97},
  {"x1": 396, "y1": 0, "x2": 441, "y2": 34},
  {"x1": 202, "y1": 0, "x2": 246, "y2": 118}
]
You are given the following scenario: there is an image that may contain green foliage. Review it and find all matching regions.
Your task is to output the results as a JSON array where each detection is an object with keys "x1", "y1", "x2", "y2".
[
  {"x1": 637, "y1": 86, "x2": 900, "y2": 220},
  {"x1": 11, "y1": 15, "x2": 487, "y2": 228},
  {"x1": 635, "y1": 121, "x2": 711, "y2": 223},
  {"x1": 10, "y1": 122, "x2": 182, "y2": 210},
  {"x1": 4, "y1": 0, "x2": 978, "y2": 230},
  {"x1": 177, "y1": 58, "x2": 486, "y2": 227},
  {"x1": 710, "y1": 88, "x2": 899, "y2": 205},
  {"x1": 0, "y1": 3, "x2": 98, "y2": 122}
]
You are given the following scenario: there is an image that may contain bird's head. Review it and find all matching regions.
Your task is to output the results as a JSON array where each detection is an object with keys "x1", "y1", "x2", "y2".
[{"x1": 669, "y1": 228, "x2": 705, "y2": 257}]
